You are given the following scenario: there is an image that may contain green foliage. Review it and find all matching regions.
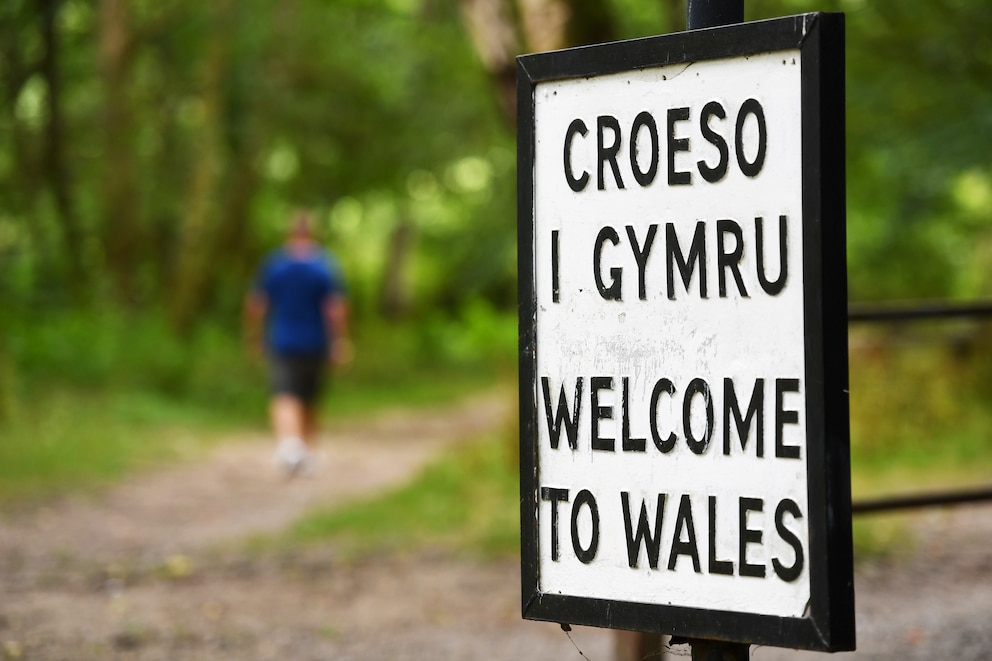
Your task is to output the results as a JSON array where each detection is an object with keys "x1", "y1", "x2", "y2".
[
  {"x1": 4, "y1": 309, "x2": 261, "y2": 410},
  {"x1": 324, "y1": 307, "x2": 516, "y2": 414},
  {"x1": 825, "y1": 1, "x2": 992, "y2": 302},
  {"x1": 288, "y1": 434, "x2": 520, "y2": 558},
  {"x1": 417, "y1": 300, "x2": 518, "y2": 371},
  {"x1": 321, "y1": 142, "x2": 517, "y2": 319},
  {"x1": 849, "y1": 326, "x2": 992, "y2": 475},
  {"x1": 0, "y1": 306, "x2": 518, "y2": 501},
  {"x1": 0, "y1": 0, "x2": 514, "y2": 327}
]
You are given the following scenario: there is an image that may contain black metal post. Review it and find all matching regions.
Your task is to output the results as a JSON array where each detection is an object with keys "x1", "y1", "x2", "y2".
[
  {"x1": 689, "y1": 638, "x2": 750, "y2": 661},
  {"x1": 687, "y1": 0, "x2": 744, "y2": 30},
  {"x1": 685, "y1": 2, "x2": 748, "y2": 660},
  {"x1": 689, "y1": 639, "x2": 751, "y2": 660}
]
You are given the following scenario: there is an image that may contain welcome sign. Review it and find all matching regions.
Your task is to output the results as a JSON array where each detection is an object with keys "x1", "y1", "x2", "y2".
[{"x1": 517, "y1": 14, "x2": 854, "y2": 652}]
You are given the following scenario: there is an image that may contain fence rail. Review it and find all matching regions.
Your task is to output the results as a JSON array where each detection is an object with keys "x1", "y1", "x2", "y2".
[
  {"x1": 852, "y1": 486, "x2": 992, "y2": 515},
  {"x1": 848, "y1": 300, "x2": 992, "y2": 323}
]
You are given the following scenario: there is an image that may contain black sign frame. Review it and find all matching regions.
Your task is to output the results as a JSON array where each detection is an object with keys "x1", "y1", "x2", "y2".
[{"x1": 516, "y1": 13, "x2": 854, "y2": 652}]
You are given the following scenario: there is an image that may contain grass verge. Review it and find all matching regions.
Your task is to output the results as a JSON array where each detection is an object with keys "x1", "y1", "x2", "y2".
[
  {"x1": 282, "y1": 434, "x2": 520, "y2": 560},
  {"x1": 0, "y1": 386, "x2": 238, "y2": 502}
]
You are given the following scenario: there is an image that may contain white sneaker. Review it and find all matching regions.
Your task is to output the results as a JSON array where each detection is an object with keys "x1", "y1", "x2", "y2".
[{"x1": 274, "y1": 437, "x2": 308, "y2": 477}]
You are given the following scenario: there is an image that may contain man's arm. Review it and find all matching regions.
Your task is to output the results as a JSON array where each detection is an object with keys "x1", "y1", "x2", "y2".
[
  {"x1": 244, "y1": 291, "x2": 268, "y2": 360},
  {"x1": 324, "y1": 294, "x2": 352, "y2": 366}
]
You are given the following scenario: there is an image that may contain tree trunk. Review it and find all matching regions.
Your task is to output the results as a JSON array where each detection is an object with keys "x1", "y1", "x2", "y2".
[
  {"x1": 208, "y1": 144, "x2": 262, "y2": 315},
  {"x1": 40, "y1": 0, "x2": 86, "y2": 296},
  {"x1": 168, "y1": 7, "x2": 227, "y2": 334},
  {"x1": 99, "y1": 0, "x2": 141, "y2": 305},
  {"x1": 564, "y1": 0, "x2": 617, "y2": 45},
  {"x1": 0, "y1": 5, "x2": 41, "y2": 221},
  {"x1": 459, "y1": 0, "x2": 620, "y2": 125},
  {"x1": 517, "y1": 0, "x2": 570, "y2": 52},
  {"x1": 458, "y1": 0, "x2": 520, "y2": 125},
  {"x1": 379, "y1": 217, "x2": 416, "y2": 319}
]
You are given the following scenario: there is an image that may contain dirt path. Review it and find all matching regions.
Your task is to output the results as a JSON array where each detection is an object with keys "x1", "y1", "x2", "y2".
[
  {"x1": 0, "y1": 391, "x2": 512, "y2": 571},
  {"x1": 0, "y1": 391, "x2": 613, "y2": 660},
  {"x1": 1, "y1": 392, "x2": 991, "y2": 660}
]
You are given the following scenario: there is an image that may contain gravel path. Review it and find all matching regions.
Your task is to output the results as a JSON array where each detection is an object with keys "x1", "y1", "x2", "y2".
[
  {"x1": 1, "y1": 391, "x2": 990, "y2": 660},
  {"x1": 753, "y1": 505, "x2": 992, "y2": 661}
]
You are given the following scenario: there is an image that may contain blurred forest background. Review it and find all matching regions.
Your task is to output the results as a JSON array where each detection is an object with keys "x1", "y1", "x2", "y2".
[{"x1": 1, "y1": 0, "x2": 991, "y2": 502}]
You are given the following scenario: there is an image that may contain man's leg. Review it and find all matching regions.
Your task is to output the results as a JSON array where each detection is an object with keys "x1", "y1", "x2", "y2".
[
  {"x1": 269, "y1": 354, "x2": 324, "y2": 475},
  {"x1": 301, "y1": 404, "x2": 318, "y2": 448},
  {"x1": 296, "y1": 356, "x2": 325, "y2": 451},
  {"x1": 271, "y1": 394, "x2": 306, "y2": 440},
  {"x1": 271, "y1": 394, "x2": 309, "y2": 474}
]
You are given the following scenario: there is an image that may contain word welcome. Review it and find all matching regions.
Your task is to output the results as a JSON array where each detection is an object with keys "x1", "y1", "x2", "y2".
[{"x1": 541, "y1": 375, "x2": 802, "y2": 459}]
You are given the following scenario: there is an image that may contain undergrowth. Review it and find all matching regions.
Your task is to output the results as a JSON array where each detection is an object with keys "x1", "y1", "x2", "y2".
[{"x1": 0, "y1": 303, "x2": 515, "y2": 502}]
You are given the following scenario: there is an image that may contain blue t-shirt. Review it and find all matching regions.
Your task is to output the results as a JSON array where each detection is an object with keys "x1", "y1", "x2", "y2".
[{"x1": 255, "y1": 248, "x2": 346, "y2": 356}]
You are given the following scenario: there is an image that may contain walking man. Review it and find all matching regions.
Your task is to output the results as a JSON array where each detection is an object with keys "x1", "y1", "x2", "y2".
[{"x1": 245, "y1": 211, "x2": 351, "y2": 476}]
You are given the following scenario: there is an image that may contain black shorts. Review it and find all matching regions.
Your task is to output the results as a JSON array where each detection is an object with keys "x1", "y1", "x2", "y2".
[{"x1": 269, "y1": 353, "x2": 327, "y2": 404}]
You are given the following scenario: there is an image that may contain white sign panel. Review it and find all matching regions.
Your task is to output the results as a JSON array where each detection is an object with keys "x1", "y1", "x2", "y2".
[
  {"x1": 535, "y1": 50, "x2": 807, "y2": 616},
  {"x1": 517, "y1": 14, "x2": 853, "y2": 652}
]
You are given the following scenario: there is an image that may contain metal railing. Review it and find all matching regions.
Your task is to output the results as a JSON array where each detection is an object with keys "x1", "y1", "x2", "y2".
[{"x1": 849, "y1": 300, "x2": 992, "y2": 324}]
